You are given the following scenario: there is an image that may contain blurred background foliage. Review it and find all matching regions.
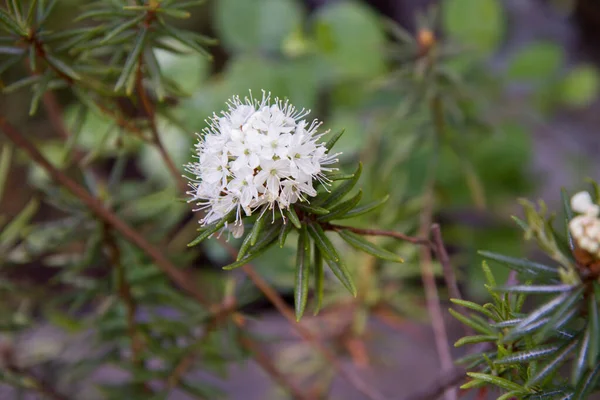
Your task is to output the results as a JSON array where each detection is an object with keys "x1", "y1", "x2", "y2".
[{"x1": 2, "y1": 0, "x2": 600, "y2": 398}]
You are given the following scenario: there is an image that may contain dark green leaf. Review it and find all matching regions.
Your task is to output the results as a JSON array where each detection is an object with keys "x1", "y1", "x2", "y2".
[
  {"x1": 2, "y1": 75, "x2": 40, "y2": 94},
  {"x1": 74, "y1": 9, "x2": 129, "y2": 21},
  {"x1": 295, "y1": 203, "x2": 330, "y2": 215},
  {"x1": 46, "y1": 54, "x2": 81, "y2": 80},
  {"x1": 572, "y1": 326, "x2": 591, "y2": 385},
  {"x1": 325, "y1": 129, "x2": 344, "y2": 151},
  {"x1": 325, "y1": 172, "x2": 355, "y2": 181},
  {"x1": 114, "y1": 27, "x2": 147, "y2": 93},
  {"x1": 0, "y1": 46, "x2": 24, "y2": 55},
  {"x1": 187, "y1": 210, "x2": 234, "y2": 247},
  {"x1": 319, "y1": 162, "x2": 362, "y2": 208},
  {"x1": 159, "y1": 23, "x2": 212, "y2": 59},
  {"x1": 538, "y1": 286, "x2": 584, "y2": 341},
  {"x1": 294, "y1": 226, "x2": 310, "y2": 321},
  {"x1": 313, "y1": 245, "x2": 324, "y2": 315},
  {"x1": 26, "y1": 0, "x2": 38, "y2": 25},
  {"x1": 236, "y1": 227, "x2": 253, "y2": 261},
  {"x1": 170, "y1": 0, "x2": 208, "y2": 9},
  {"x1": 143, "y1": 47, "x2": 165, "y2": 101},
  {"x1": 335, "y1": 195, "x2": 389, "y2": 220},
  {"x1": 101, "y1": 15, "x2": 144, "y2": 44},
  {"x1": 250, "y1": 212, "x2": 267, "y2": 247},
  {"x1": 526, "y1": 339, "x2": 579, "y2": 388},
  {"x1": 156, "y1": 8, "x2": 191, "y2": 19},
  {"x1": 307, "y1": 223, "x2": 356, "y2": 296},
  {"x1": 479, "y1": 250, "x2": 558, "y2": 276},
  {"x1": 222, "y1": 222, "x2": 281, "y2": 270},
  {"x1": 318, "y1": 190, "x2": 362, "y2": 222},
  {"x1": 8, "y1": 0, "x2": 24, "y2": 22},
  {"x1": 0, "y1": 9, "x2": 25, "y2": 35},
  {"x1": 286, "y1": 206, "x2": 301, "y2": 229},
  {"x1": 571, "y1": 363, "x2": 600, "y2": 400},
  {"x1": 37, "y1": 0, "x2": 58, "y2": 25},
  {"x1": 337, "y1": 229, "x2": 403, "y2": 263},
  {"x1": 278, "y1": 222, "x2": 292, "y2": 248}
]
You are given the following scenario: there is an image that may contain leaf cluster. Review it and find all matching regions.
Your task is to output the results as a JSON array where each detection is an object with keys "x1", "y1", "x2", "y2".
[{"x1": 451, "y1": 186, "x2": 600, "y2": 399}]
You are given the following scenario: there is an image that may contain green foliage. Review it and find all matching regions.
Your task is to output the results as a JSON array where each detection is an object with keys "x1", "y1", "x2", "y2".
[{"x1": 452, "y1": 186, "x2": 600, "y2": 399}]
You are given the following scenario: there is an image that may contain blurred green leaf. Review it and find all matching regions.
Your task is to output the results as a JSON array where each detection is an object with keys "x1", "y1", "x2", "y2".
[
  {"x1": 442, "y1": 0, "x2": 504, "y2": 53},
  {"x1": 506, "y1": 42, "x2": 563, "y2": 82},
  {"x1": 561, "y1": 65, "x2": 600, "y2": 108},
  {"x1": 215, "y1": 0, "x2": 302, "y2": 53}
]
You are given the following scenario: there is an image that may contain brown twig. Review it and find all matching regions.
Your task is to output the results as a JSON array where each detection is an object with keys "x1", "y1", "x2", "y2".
[{"x1": 418, "y1": 96, "x2": 456, "y2": 400}]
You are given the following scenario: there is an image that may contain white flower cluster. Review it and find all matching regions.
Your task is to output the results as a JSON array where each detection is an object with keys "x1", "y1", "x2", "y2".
[
  {"x1": 569, "y1": 191, "x2": 600, "y2": 257},
  {"x1": 185, "y1": 92, "x2": 338, "y2": 236}
]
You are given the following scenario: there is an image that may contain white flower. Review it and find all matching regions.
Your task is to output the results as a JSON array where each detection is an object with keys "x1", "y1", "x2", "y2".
[
  {"x1": 185, "y1": 91, "x2": 339, "y2": 231},
  {"x1": 569, "y1": 191, "x2": 600, "y2": 257}
]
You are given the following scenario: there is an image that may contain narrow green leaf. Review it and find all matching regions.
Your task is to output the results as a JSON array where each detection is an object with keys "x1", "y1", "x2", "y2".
[
  {"x1": 561, "y1": 188, "x2": 574, "y2": 220},
  {"x1": 319, "y1": 162, "x2": 362, "y2": 208},
  {"x1": 526, "y1": 339, "x2": 579, "y2": 388},
  {"x1": 187, "y1": 210, "x2": 234, "y2": 247},
  {"x1": 2, "y1": 75, "x2": 40, "y2": 93},
  {"x1": 324, "y1": 129, "x2": 344, "y2": 151},
  {"x1": 0, "y1": 9, "x2": 25, "y2": 35},
  {"x1": 222, "y1": 222, "x2": 281, "y2": 270},
  {"x1": 307, "y1": 223, "x2": 355, "y2": 296},
  {"x1": 236, "y1": 228, "x2": 253, "y2": 261},
  {"x1": 74, "y1": 9, "x2": 129, "y2": 21},
  {"x1": 481, "y1": 261, "x2": 497, "y2": 287},
  {"x1": 0, "y1": 53, "x2": 23, "y2": 74},
  {"x1": 171, "y1": 0, "x2": 208, "y2": 9},
  {"x1": 286, "y1": 206, "x2": 301, "y2": 229},
  {"x1": 491, "y1": 318, "x2": 522, "y2": 328},
  {"x1": 588, "y1": 287, "x2": 599, "y2": 368},
  {"x1": 571, "y1": 363, "x2": 600, "y2": 400},
  {"x1": 479, "y1": 250, "x2": 558, "y2": 276},
  {"x1": 28, "y1": 44, "x2": 36, "y2": 72},
  {"x1": 278, "y1": 222, "x2": 292, "y2": 248},
  {"x1": 538, "y1": 286, "x2": 584, "y2": 341},
  {"x1": 250, "y1": 213, "x2": 267, "y2": 247},
  {"x1": 448, "y1": 308, "x2": 494, "y2": 335},
  {"x1": 114, "y1": 27, "x2": 147, "y2": 93},
  {"x1": 465, "y1": 373, "x2": 525, "y2": 392},
  {"x1": 8, "y1": 0, "x2": 24, "y2": 22},
  {"x1": 307, "y1": 223, "x2": 339, "y2": 261},
  {"x1": 337, "y1": 229, "x2": 404, "y2": 263},
  {"x1": 450, "y1": 299, "x2": 496, "y2": 320},
  {"x1": 294, "y1": 227, "x2": 310, "y2": 321},
  {"x1": 494, "y1": 345, "x2": 560, "y2": 365},
  {"x1": 505, "y1": 292, "x2": 571, "y2": 340},
  {"x1": 335, "y1": 195, "x2": 389, "y2": 220},
  {"x1": 156, "y1": 8, "x2": 191, "y2": 19},
  {"x1": 29, "y1": 73, "x2": 53, "y2": 115},
  {"x1": 295, "y1": 203, "x2": 329, "y2": 215},
  {"x1": 454, "y1": 335, "x2": 497, "y2": 347},
  {"x1": 325, "y1": 172, "x2": 355, "y2": 181},
  {"x1": 144, "y1": 47, "x2": 165, "y2": 101},
  {"x1": 493, "y1": 285, "x2": 575, "y2": 294},
  {"x1": 572, "y1": 326, "x2": 591, "y2": 385},
  {"x1": 45, "y1": 54, "x2": 81, "y2": 80},
  {"x1": 26, "y1": 0, "x2": 38, "y2": 25},
  {"x1": 324, "y1": 256, "x2": 356, "y2": 296},
  {"x1": 101, "y1": 15, "x2": 144, "y2": 44},
  {"x1": 313, "y1": 246, "x2": 324, "y2": 315},
  {"x1": 37, "y1": 0, "x2": 58, "y2": 25},
  {"x1": 159, "y1": 22, "x2": 212, "y2": 59},
  {"x1": 317, "y1": 190, "x2": 363, "y2": 222}
]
